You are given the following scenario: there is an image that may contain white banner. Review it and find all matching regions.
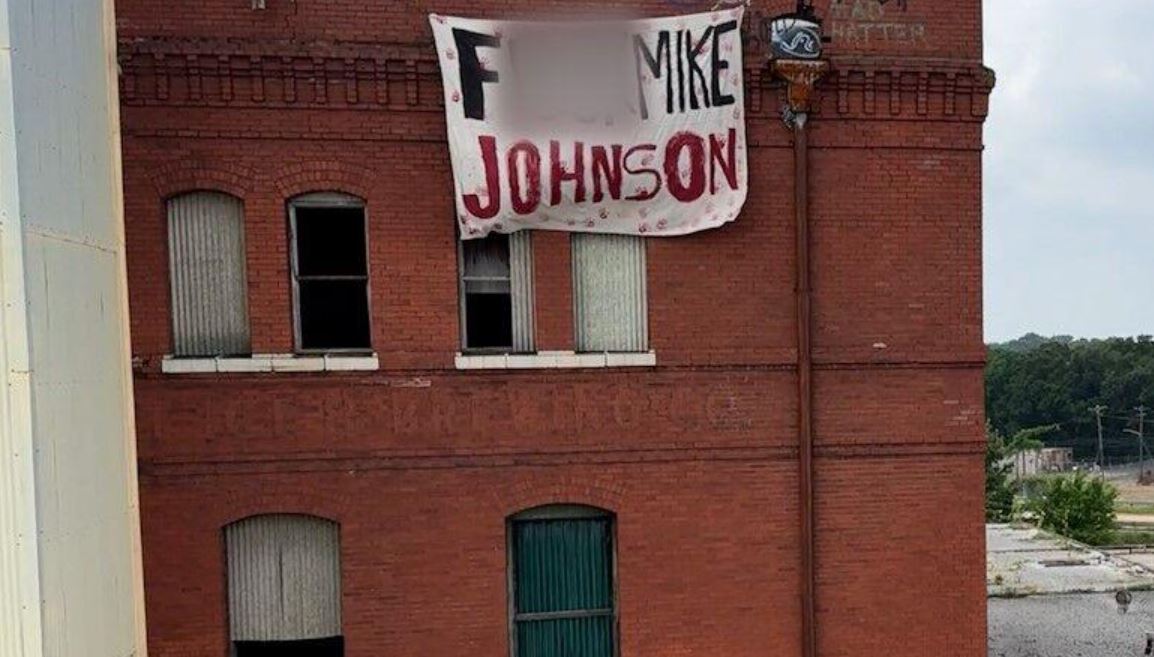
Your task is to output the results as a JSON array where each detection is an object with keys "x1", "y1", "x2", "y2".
[{"x1": 430, "y1": 9, "x2": 748, "y2": 239}]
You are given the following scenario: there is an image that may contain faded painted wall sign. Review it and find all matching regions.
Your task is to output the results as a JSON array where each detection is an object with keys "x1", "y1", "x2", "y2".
[
  {"x1": 430, "y1": 10, "x2": 749, "y2": 239},
  {"x1": 830, "y1": 0, "x2": 927, "y2": 48}
]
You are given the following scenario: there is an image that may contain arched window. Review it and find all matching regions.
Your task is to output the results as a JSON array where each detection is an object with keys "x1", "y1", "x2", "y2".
[
  {"x1": 225, "y1": 515, "x2": 343, "y2": 657},
  {"x1": 288, "y1": 193, "x2": 371, "y2": 353},
  {"x1": 508, "y1": 505, "x2": 617, "y2": 657},
  {"x1": 167, "y1": 191, "x2": 250, "y2": 356}
]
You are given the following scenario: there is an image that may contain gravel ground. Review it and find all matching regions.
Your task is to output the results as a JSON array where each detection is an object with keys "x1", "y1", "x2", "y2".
[{"x1": 989, "y1": 591, "x2": 1154, "y2": 657}]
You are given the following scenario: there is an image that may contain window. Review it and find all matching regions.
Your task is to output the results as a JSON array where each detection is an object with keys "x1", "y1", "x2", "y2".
[
  {"x1": 572, "y1": 234, "x2": 647, "y2": 353},
  {"x1": 289, "y1": 193, "x2": 371, "y2": 353},
  {"x1": 225, "y1": 515, "x2": 343, "y2": 657},
  {"x1": 460, "y1": 231, "x2": 534, "y2": 352},
  {"x1": 509, "y1": 506, "x2": 617, "y2": 657},
  {"x1": 167, "y1": 191, "x2": 250, "y2": 356}
]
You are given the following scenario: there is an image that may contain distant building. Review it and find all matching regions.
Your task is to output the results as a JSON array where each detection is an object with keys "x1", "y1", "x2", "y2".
[
  {"x1": 117, "y1": 2, "x2": 993, "y2": 657},
  {"x1": 1005, "y1": 448, "x2": 1076, "y2": 479}
]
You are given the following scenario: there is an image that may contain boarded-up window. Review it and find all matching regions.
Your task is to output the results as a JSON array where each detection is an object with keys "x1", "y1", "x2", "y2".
[
  {"x1": 289, "y1": 193, "x2": 371, "y2": 353},
  {"x1": 167, "y1": 191, "x2": 250, "y2": 356},
  {"x1": 225, "y1": 515, "x2": 343, "y2": 657},
  {"x1": 572, "y1": 234, "x2": 647, "y2": 353},
  {"x1": 460, "y1": 232, "x2": 534, "y2": 352},
  {"x1": 509, "y1": 506, "x2": 616, "y2": 657}
]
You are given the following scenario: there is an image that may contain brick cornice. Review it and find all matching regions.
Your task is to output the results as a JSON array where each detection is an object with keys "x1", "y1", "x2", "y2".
[{"x1": 118, "y1": 38, "x2": 993, "y2": 123}]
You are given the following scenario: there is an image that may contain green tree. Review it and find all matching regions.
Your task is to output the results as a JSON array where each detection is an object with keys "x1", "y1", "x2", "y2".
[
  {"x1": 985, "y1": 426, "x2": 1015, "y2": 522},
  {"x1": 987, "y1": 335, "x2": 1154, "y2": 460},
  {"x1": 985, "y1": 424, "x2": 1058, "y2": 522},
  {"x1": 1026, "y1": 473, "x2": 1118, "y2": 545}
]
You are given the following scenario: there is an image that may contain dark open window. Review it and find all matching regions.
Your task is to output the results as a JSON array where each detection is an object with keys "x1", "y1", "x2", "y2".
[
  {"x1": 233, "y1": 637, "x2": 344, "y2": 657},
  {"x1": 509, "y1": 506, "x2": 616, "y2": 657},
  {"x1": 460, "y1": 231, "x2": 535, "y2": 353},
  {"x1": 290, "y1": 194, "x2": 371, "y2": 352}
]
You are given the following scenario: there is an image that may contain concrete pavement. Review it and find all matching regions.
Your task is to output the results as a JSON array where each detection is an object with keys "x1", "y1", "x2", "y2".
[{"x1": 989, "y1": 525, "x2": 1154, "y2": 656}]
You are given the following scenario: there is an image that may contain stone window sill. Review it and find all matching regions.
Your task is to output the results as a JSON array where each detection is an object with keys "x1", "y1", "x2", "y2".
[
  {"x1": 161, "y1": 354, "x2": 380, "y2": 374},
  {"x1": 454, "y1": 351, "x2": 657, "y2": 371}
]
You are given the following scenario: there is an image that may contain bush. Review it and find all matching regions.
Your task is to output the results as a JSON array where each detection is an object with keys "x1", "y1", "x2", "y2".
[
  {"x1": 1026, "y1": 473, "x2": 1118, "y2": 545},
  {"x1": 985, "y1": 435, "x2": 1015, "y2": 522}
]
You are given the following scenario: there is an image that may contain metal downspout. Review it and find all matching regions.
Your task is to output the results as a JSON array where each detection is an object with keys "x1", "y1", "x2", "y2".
[{"x1": 773, "y1": 58, "x2": 828, "y2": 657}]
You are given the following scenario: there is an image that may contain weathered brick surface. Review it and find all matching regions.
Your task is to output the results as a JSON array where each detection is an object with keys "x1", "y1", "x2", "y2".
[{"x1": 118, "y1": 1, "x2": 990, "y2": 656}]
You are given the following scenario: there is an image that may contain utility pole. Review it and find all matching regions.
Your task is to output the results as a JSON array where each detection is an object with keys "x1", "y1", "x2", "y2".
[
  {"x1": 1134, "y1": 407, "x2": 1148, "y2": 483},
  {"x1": 1125, "y1": 407, "x2": 1148, "y2": 482},
  {"x1": 1093, "y1": 405, "x2": 1108, "y2": 471}
]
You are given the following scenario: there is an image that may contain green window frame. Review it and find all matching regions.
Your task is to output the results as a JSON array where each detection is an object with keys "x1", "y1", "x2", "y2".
[{"x1": 508, "y1": 506, "x2": 618, "y2": 657}]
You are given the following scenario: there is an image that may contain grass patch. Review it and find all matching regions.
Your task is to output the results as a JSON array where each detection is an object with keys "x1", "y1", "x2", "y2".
[
  {"x1": 1116, "y1": 501, "x2": 1154, "y2": 516},
  {"x1": 1107, "y1": 529, "x2": 1154, "y2": 546}
]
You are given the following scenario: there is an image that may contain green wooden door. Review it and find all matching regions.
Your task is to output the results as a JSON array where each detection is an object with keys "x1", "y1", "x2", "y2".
[{"x1": 512, "y1": 517, "x2": 615, "y2": 657}]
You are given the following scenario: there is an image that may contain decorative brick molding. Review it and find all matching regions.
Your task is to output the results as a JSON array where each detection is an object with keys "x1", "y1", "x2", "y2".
[
  {"x1": 490, "y1": 477, "x2": 628, "y2": 519},
  {"x1": 218, "y1": 505, "x2": 342, "y2": 530},
  {"x1": 272, "y1": 160, "x2": 379, "y2": 200},
  {"x1": 119, "y1": 38, "x2": 994, "y2": 124},
  {"x1": 149, "y1": 158, "x2": 259, "y2": 199}
]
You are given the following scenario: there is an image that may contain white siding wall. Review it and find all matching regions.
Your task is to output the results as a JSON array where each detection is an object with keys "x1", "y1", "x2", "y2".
[{"x1": 0, "y1": 0, "x2": 146, "y2": 656}]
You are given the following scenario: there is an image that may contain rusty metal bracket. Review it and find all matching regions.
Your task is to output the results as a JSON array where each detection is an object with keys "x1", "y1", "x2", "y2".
[{"x1": 772, "y1": 59, "x2": 830, "y2": 115}]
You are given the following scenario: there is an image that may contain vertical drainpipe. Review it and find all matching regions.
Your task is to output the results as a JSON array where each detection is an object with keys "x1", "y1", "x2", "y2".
[{"x1": 772, "y1": 57, "x2": 828, "y2": 657}]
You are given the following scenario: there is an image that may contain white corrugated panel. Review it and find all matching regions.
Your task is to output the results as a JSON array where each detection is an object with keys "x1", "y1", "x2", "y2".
[
  {"x1": 168, "y1": 192, "x2": 250, "y2": 356},
  {"x1": 226, "y1": 515, "x2": 342, "y2": 642},
  {"x1": 572, "y1": 234, "x2": 648, "y2": 353},
  {"x1": 510, "y1": 231, "x2": 535, "y2": 353},
  {"x1": 1, "y1": 0, "x2": 146, "y2": 656}
]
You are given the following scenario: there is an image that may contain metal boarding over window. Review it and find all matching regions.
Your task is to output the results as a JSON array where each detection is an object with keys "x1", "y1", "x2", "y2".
[
  {"x1": 225, "y1": 515, "x2": 342, "y2": 646},
  {"x1": 572, "y1": 234, "x2": 648, "y2": 354},
  {"x1": 167, "y1": 191, "x2": 251, "y2": 357}
]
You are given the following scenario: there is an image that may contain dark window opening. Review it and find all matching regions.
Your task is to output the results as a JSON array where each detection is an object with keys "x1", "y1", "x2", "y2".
[
  {"x1": 462, "y1": 234, "x2": 514, "y2": 351},
  {"x1": 291, "y1": 199, "x2": 371, "y2": 352},
  {"x1": 466, "y1": 293, "x2": 513, "y2": 349},
  {"x1": 234, "y1": 636, "x2": 344, "y2": 657},
  {"x1": 294, "y1": 208, "x2": 367, "y2": 277}
]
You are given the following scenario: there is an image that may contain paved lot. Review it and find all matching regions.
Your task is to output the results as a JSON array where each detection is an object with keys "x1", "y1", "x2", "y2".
[
  {"x1": 990, "y1": 592, "x2": 1154, "y2": 657},
  {"x1": 989, "y1": 525, "x2": 1154, "y2": 656},
  {"x1": 988, "y1": 525, "x2": 1154, "y2": 597}
]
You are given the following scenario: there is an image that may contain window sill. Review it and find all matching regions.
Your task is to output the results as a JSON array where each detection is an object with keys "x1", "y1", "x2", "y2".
[
  {"x1": 161, "y1": 354, "x2": 381, "y2": 374},
  {"x1": 454, "y1": 351, "x2": 657, "y2": 371}
]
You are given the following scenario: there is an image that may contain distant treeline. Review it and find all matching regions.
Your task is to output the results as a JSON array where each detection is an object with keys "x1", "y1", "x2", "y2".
[{"x1": 986, "y1": 334, "x2": 1154, "y2": 461}]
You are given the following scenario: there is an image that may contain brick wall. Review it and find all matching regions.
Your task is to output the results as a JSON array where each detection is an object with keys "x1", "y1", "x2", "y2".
[{"x1": 118, "y1": 1, "x2": 991, "y2": 656}]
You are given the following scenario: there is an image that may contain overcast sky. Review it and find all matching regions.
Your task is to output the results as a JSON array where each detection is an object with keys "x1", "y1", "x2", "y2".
[{"x1": 983, "y1": 0, "x2": 1154, "y2": 342}]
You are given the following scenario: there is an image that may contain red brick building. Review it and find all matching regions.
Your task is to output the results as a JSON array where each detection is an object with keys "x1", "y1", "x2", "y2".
[{"x1": 116, "y1": 1, "x2": 992, "y2": 657}]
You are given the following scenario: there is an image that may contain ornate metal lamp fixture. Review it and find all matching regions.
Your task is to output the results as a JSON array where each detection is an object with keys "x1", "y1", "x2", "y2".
[{"x1": 768, "y1": 1, "x2": 824, "y2": 60}]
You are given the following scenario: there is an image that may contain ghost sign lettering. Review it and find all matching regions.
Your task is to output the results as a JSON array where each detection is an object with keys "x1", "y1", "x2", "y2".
[{"x1": 430, "y1": 10, "x2": 748, "y2": 239}]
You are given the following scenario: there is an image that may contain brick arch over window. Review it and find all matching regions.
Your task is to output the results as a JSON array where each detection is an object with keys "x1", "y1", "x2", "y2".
[
  {"x1": 272, "y1": 161, "x2": 377, "y2": 201},
  {"x1": 220, "y1": 501, "x2": 342, "y2": 530},
  {"x1": 494, "y1": 478, "x2": 626, "y2": 520},
  {"x1": 150, "y1": 160, "x2": 257, "y2": 201}
]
